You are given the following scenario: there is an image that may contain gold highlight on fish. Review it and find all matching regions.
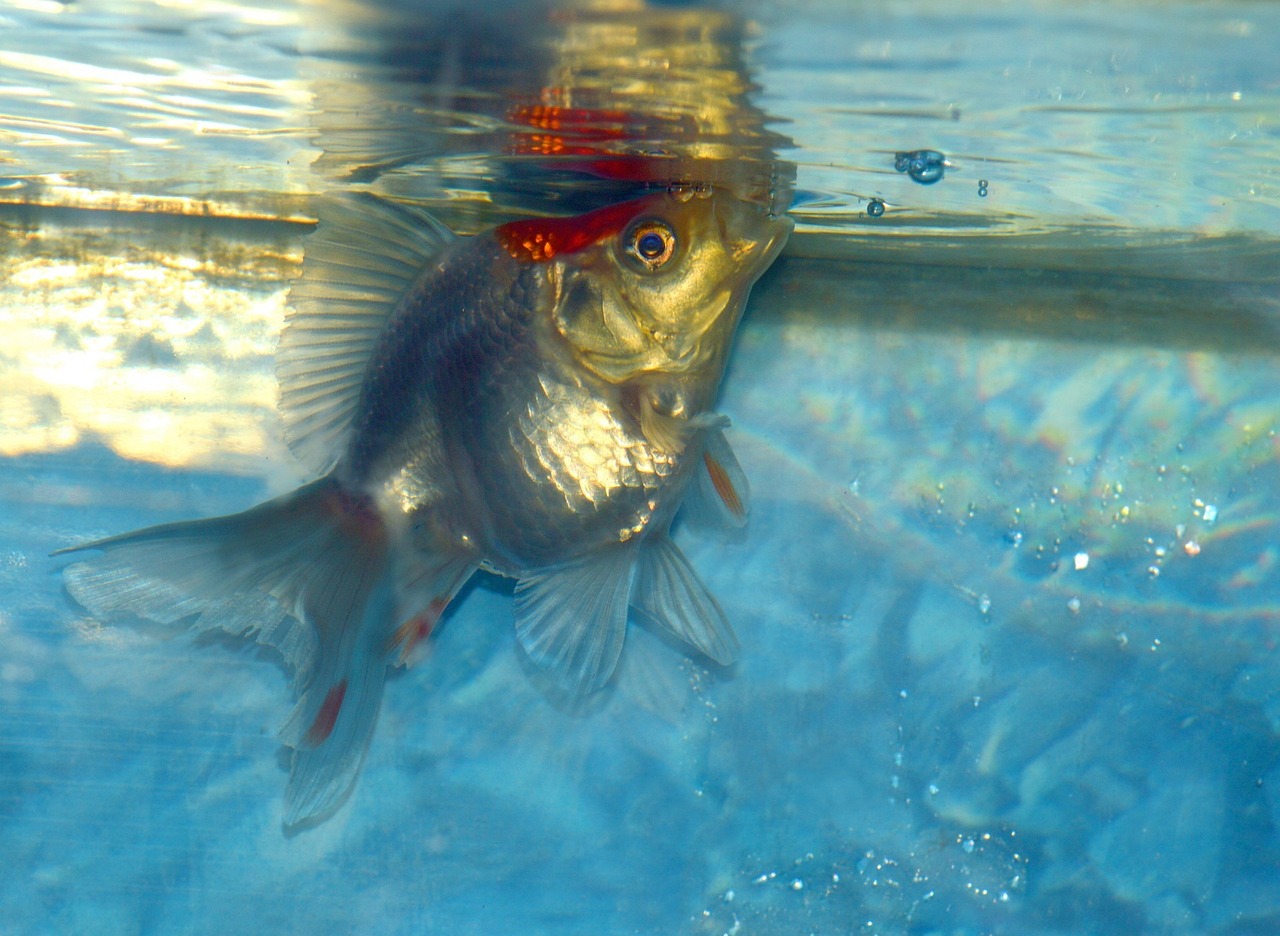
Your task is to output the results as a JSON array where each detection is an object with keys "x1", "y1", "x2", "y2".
[{"x1": 57, "y1": 185, "x2": 791, "y2": 825}]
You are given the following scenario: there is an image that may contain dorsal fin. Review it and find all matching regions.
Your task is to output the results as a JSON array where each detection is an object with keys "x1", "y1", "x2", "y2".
[{"x1": 278, "y1": 192, "x2": 455, "y2": 473}]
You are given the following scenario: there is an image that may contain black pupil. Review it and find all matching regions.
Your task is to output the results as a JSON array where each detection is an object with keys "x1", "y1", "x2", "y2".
[{"x1": 637, "y1": 230, "x2": 667, "y2": 259}]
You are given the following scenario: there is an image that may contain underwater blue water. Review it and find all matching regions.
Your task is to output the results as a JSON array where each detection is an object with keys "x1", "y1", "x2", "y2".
[
  {"x1": 3, "y1": 1, "x2": 1280, "y2": 934},
  {"x1": 8, "y1": 289, "x2": 1280, "y2": 935}
]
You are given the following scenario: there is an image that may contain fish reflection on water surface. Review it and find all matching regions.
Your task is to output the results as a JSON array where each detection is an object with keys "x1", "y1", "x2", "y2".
[{"x1": 56, "y1": 186, "x2": 791, "y2": 824}]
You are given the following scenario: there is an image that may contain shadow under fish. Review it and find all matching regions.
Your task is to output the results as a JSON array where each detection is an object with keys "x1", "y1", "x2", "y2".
[{"x1": 55, "y1": 187, "x2": 791, "y2": 826}]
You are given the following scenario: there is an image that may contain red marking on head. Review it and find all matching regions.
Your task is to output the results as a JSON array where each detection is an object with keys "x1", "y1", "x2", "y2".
[
  {"x1": 305, "y1": 680, "x2": 348, "y2": 747},
  {"x1": 703, "y1": 450, "x2": 744, "y2": 520},
  {"x1": 495, "y1": 197, "x2": 652, "y2": 264}
]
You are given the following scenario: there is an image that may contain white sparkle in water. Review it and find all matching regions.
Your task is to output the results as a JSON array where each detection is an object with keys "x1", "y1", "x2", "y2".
[{"x1": 1073, "y1": 552, "x2": 1089, "y2": 571}]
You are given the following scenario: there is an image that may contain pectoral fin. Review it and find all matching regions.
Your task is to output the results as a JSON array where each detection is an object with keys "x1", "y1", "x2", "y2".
[
  {"x1": 637, "y1": 394, "x2": 729, "y2": 454},
  {"x1": 682, "y1": 428, "x2": 750, "y2": 530},
  {"x1": 632, "y1": 535, "x2": 739, "y2": 666},
  {"x1": 513, "y1": 547, "x2": 636, "y2": 694}
]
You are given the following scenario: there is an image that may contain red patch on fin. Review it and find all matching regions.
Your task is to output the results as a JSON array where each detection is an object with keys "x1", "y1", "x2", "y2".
[
  {"x1": 703, "y1": 450, "x2": 744, "y2": 519},
  {"x1": 389, "y1": 596, "x2": 449, "y2": 663},
  {"x1": 305, "y1": 680, "x2": 348, "y2": 747},
  {"x1": 495, "y1": 197, "x2": 652, "y2": 264},
  {"x1": 320, "y1": 486, "x2": 386, "y2": 545}
]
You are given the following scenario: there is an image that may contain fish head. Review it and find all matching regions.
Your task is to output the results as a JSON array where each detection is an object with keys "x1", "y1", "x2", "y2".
[{"x1": 499, "y1": 186, "x2": 792, "y2": 384}]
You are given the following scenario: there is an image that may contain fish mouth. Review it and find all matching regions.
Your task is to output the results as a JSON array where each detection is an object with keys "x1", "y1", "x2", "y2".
[{"x1": 657, "y1": 208, "x2": 792, "y2": 371}]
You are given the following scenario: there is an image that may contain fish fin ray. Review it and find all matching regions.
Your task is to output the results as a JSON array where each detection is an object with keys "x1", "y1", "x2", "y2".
[
  {"x1": 278, "y1": 192, "x2": 455, "y2": 472},
  {"x1": 513, "y1": 548, "x2": 635, "y2": 694},
  {"x1": 682, "y1": 427, "x2": 750, "y2": 530},
  {"x1": 59, "y1": 477, "x2": 413, "y2": 825},
  {"x1": 633, "y1": 536, "x2": 739, "y2": 665},
  {"x1": 386, "y1": 555, "x2": 479, "y2": 666},
  {"x1": 58, "y1": 483, "x2": 350, "y2": 673}
]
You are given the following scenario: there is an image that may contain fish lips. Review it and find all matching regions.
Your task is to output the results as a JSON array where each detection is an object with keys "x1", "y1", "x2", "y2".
[{"x1": 666, "y1": 209, "x2": 793, "y2": 366}]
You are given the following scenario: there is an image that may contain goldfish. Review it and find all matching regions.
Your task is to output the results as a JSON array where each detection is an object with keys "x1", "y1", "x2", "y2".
[{"x1": 56, "y1": 184, "x2": 791, "y2": 824}]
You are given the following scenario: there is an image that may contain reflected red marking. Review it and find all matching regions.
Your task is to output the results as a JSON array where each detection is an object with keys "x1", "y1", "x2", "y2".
[
  {"x1": 508, "y1": 103, "x2": 676, "y2": 183},
  {"x1": 389, "y1": 595, "x2": 449, "y2": 662},
  {"x1": 496, "y1": 196, "x2": 651, "y2": 264},
  {"x1": 305, "y1": 680, "x2": 347, "y2": 746},
  {"x1": 703, "y1": 451, "x2": 744, "y2": 520},
  {"x1": 510, "y1": 105, "x2": 631, "y2": 136},
  {"x1": 571, "y1": 157, "x2": 672, "y2": 184}
]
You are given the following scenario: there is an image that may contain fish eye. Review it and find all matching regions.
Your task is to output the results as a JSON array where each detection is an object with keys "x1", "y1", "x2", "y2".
[{"x1": 623, "y1": 219, "x2": 677, "y2": 272}]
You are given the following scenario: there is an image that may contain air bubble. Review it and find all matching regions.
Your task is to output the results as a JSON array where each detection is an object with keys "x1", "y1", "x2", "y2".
[
  {"x1": 867, "y1": 198, "x2": 886, "y2": 217},
  {"x1": 893, "y1": 149, "x2": 947, "y2": 184}
]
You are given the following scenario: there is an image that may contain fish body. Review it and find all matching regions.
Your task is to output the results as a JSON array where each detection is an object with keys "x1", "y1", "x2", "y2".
[{"x1": 58, "y1": 185, "x2": 791, "y2": 824}]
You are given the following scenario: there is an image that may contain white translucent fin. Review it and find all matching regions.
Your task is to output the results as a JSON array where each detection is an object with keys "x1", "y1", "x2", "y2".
[
  {"x1": 513, "y1": 547, "x2": 636, "y2": 694},
  {"x1": 386, "y1": 554, "x2": 480, "y2": 667},
  {"x1": 682, "y1": 428, "x2": 750, "y2": 530},
  {"x1": 632, "y1": 536, "x2": 739, "y2": 666},
  {"x1": 278, "y1": 192, "x2": 456, "y2": 473},
  {"x1": 612, "y1": 621, "x2": 693, "y2": 725},
  {"x1": 58, "y1": 478, "x2": 404, "y2": 826}
]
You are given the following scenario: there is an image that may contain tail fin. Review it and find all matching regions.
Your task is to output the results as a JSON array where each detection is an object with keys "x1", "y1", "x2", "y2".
[{"x1": 57, "y1": 478, "x2": 399, "y2": 826}]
